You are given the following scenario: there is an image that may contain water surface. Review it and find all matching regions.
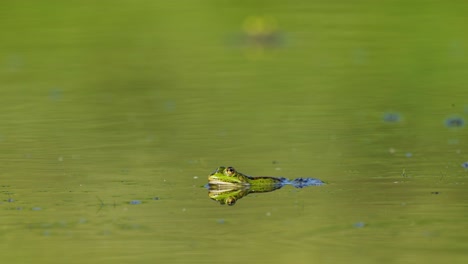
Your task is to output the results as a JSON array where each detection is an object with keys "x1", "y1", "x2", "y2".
[{"x1": 1, "y1": 1, "x2": 468, "y2": 263}]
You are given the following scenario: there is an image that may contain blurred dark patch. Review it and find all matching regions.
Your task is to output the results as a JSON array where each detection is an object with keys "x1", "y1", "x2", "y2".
[
  {"x1": 228, "y1": 16, "x2": 285, "y2": 58},
  {"x1": 445, "y1": 116, "x2": 464, "y2": 128},
  {"x1": 353, "y1": 222, "x2": 365, "y2": 228},
  {"x1": 241, "y1": 16, "x2": 283, "y2": 48},
  {"x1": 382, "y1": 112, "x2": 401, "y2": 123}
]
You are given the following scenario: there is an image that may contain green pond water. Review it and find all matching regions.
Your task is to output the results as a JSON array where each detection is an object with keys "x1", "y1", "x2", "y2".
[{"x1": 2, "y1": 1, "x2": 468, "y2": 263}]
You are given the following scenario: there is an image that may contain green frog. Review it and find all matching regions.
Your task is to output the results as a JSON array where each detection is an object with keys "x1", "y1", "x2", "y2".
[
  {"x1": 208, "y1": 166, "x2": 286, "y2": 205},
  {"x1": 207, "y1": 166, "x2": 325, "y2": 206}
]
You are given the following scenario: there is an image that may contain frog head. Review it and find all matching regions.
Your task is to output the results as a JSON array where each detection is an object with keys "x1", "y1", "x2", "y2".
[{"x1": 208, "y1": 166, "x2": 250, "y2": 186}]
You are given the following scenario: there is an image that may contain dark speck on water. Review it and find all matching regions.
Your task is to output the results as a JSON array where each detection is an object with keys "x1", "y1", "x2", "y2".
[
  {"x1": 445, "y1": 116, "x2": 464, "y2": 128},
  {"x1": 382, "y1": 112, "x2": 401, "y2": 123},
  {"x1": 461, "y1": 162, "x2": 468, "y2": 168},
  {"x1": 354, "y1": 222, "x2": 366, "y2": 228}
]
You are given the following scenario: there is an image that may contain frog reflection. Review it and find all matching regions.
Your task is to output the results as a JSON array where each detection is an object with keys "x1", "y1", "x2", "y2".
[{"x1": 208, "y1": 184, "x2": 281, "y2": 206}]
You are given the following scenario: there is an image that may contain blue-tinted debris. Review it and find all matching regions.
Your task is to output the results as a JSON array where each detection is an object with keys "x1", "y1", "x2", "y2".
[
  {"x1": 354, "y1": 222, "x2": 366, "y2": 228},
  {"x1": 217, "y1": 219, "x2": 225, "y2": 224},
  {"x1": 405, "y1": 152, "x2": 413, "y2": 158},
  {"x1": 129, "y1": 200, "x2": 142, "y2": 205},
  {"x1": 383, "y1": 112, "x2": 401, "y2": 123},
  {"x1": 32, "y1": 207, "x2": 42, "y2": 211},
  {"x1": 461, "y1": 162, "x2": 468, "y2": 168},
  {"x1": 445, "y1": 116, "x2": 464, "y2": 128},
  {"x1": 290, "y1": 178, "x2": 325, "y2": 188},
  {"x1": 7, "y1": 198, "x2": 14, "y2": 203}
]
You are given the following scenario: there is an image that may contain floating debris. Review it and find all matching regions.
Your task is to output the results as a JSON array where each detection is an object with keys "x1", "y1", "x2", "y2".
[
  {"x1": 461, "y1": 162, "x2": 468, "y2": 169},
  {"x1": 353, "y1": 222, "x2": 366, "y2": 228},
  {"x1": 445, "y1": 116, "x2": 464, "y2": 128},
  {"x1": 32, "y1": 207, "x2": 42, "y2": 211},
  {"x1": 382, "y1": 112, "x2": 401, "y2": 123},
  {"x1": 129, "y1": 200, "x2": 142, "y2": 205},
  {"x1": 405, "y1": 152, "x2": 413, "y2": 158}
]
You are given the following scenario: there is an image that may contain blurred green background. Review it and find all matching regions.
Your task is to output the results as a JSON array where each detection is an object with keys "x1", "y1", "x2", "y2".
[{"x1": 1, "y1": 1, "x2": 468, "y2": 263}]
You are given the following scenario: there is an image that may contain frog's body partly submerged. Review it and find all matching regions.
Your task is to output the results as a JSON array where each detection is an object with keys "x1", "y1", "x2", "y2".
[
  {"x1": 208, "y1": 166, "x2": 324, "y2": 189},
  {"x1": 207, "y1": 166, "x2": 325, "y2": 205}
]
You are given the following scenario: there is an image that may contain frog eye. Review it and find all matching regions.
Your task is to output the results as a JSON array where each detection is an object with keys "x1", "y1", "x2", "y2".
[
  {"x1": 226, "y1": 167, "x2": 236, "y2": 176},
  {"x1": 226, "y1": 197, "x2": 236, "y2": 206}
]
